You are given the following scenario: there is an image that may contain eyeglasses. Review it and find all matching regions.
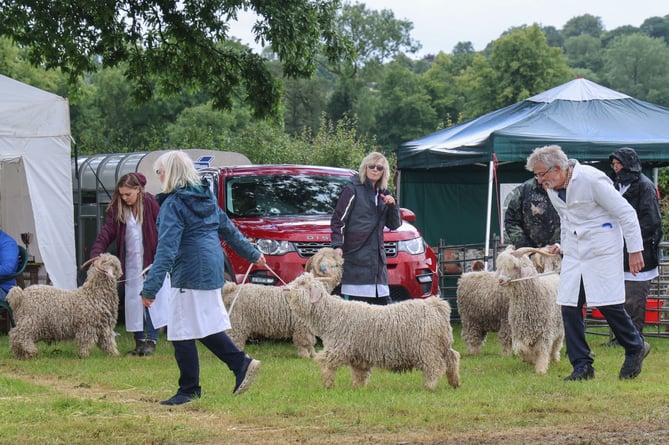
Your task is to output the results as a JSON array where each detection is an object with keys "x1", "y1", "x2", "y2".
[
  {"x1": 534, "y1": 166, "x2": 553, "y2": 179},
  {"x1": 367, "y1": 164, "x2": 384, "y2": 172}
]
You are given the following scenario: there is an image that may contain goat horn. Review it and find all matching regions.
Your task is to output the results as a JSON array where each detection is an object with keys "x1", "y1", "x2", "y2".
[
  {"x1": 80, "y1": 256, "x2": 98, "y2": 269},
  {"x1": 512, "y1": 247, "x2": 555, "y2": 257}
]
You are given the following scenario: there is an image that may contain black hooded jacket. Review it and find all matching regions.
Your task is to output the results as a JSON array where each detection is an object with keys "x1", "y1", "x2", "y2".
[{"x1": 609, "y1": 147, "x2": 663, "y2": 272}]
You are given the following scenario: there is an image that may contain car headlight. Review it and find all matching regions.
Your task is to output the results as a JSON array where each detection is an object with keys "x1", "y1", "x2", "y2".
[
  {"x1": 397, "y1": 237, "x2": 425, "y2": 255},
  {"x1": 254, "y1": 239, "x2": 296, "y2": 255}
]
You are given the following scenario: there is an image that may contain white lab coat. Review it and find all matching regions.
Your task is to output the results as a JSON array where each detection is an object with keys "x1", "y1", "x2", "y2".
[
  {"x1": 547, "y1": 161, "x2": 643, "y2": 307},
  {"x1": 124, "y1": 215, "x2": 168, "y2": 331}
]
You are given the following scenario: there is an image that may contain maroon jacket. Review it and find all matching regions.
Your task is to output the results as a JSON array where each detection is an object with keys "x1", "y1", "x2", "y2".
[{"x1": 90, "y1": 192, "x2": 160, "y2": 272}]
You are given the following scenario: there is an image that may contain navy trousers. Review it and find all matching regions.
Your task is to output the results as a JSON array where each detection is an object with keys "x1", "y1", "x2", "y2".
[
  {"x1": 172, "y1": 331, "x2": 247, "y2": 397},
  {"x1": 562, "y1": 279, "x2": 644, "y2": 369}
]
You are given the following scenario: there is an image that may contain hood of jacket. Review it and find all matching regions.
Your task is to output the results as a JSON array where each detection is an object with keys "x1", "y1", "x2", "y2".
[
  {"x1": 156, "y1": 181, "x2": 216, "y2": 217},
  {"x1": 609, "y1": 147, "x2": 641, "y2": 185}
]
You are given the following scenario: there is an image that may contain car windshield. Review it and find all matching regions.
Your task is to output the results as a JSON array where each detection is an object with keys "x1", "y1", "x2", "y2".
[{"x1": 226, "y1": 173, "x2": 350, "y2": 217}]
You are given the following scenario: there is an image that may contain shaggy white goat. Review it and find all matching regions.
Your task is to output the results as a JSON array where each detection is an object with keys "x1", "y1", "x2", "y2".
[
  {"x1": 8, "y1": 253, "x2": 122, "y2": 360},
  {"x1": 456, "y1": 270, "x2": 511, "y2": 355},
  {"x1": 456, "y1": 245, "x2": 561, "y2": 356},
  {"x1": 222, "y1": 247, "x2": 343, "y2": 358},
  {"x1": 496, "y1": 246, "x2": 563, "y2": 374},
  {"x1": 285, "y1": 273, "x2": 461, "y2": 390}
]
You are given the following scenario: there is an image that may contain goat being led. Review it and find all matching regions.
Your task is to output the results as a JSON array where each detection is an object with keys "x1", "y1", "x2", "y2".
[{"x1": 8, "y1": 253, "x2": 123, "y2": 360}]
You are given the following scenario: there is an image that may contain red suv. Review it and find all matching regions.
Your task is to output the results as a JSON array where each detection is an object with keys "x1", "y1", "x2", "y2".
[{"x1": 199, "y1": 164, "x2": 439, "y2": 301}]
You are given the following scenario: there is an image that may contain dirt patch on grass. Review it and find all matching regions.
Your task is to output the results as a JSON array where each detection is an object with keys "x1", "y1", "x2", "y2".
[{"x1": 7, "y1": 368, "x2": 668, "y2": 444}]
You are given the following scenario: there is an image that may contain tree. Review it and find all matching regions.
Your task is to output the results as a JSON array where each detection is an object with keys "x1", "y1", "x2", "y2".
[
  {"x1": 0, "y1": 0, "x2": 353, "y2": 119},
  {"x1": 640, "y1": 16, "x2": 669, "y2": 45},
  {"x1": 375, "y1": 60, "x2": 437, "y2": 151},
  {"x1": 564, "y1": 34, "x2": 603, "y2": 72},
  {"x1": 562, "y1": 14, "x2": 604, "y2": 38},
  {"x1": 603, "y1": 33, "x2": 669, "y2": 105},
  {"x1": 457, "y1": 25, "x2": 573, "y2": 120}
]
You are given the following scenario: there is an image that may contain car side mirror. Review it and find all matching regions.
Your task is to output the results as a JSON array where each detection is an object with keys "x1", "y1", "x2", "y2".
[{"x1": 400, "y1": 207, "x2": 416, "y2": 222}]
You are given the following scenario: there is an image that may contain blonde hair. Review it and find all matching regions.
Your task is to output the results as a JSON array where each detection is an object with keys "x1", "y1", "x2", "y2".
[
  {"x1": 358, "y1": 151, "x2": 390, "y2": 190},
  {"x1": 109, "y1": 173, "x2": 145, "y2": 224},
  {"x1": 154, "y1": 150, "x2": 201, "y2": 193}
]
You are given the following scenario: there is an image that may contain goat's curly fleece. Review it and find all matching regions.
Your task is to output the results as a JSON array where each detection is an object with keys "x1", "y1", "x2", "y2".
[{"x1": 8, "y1": 253, "x2": 122, "y2": 360}]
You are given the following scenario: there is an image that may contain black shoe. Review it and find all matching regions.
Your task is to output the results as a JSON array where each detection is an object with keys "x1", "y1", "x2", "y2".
[
  {"x1": 140, "y1": 340, "x2": 156, "y2": 356},
  {"x1": 159, "y1": 392, "x2": 199, "y2": 406},
  {"x1": 127, "y1": 339, "x2": 146, "y2": 356},
  {"x1": 564, "y1": 364, "x2": 595, "y2": 381},
  {"x1": 233, "y1": 357, "x2": 261, "y2": 395},
  {"x1": 619, "y1": 341, "x2": 651, "y2": 380}
]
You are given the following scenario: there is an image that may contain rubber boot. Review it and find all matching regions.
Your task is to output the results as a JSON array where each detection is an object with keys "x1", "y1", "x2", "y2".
[
  {"x1": 128, "y1": 339, "x2": 146, "y2": 356},
  {"x1": 141, "y1": 339, "x2": 157, "y2": 356}
]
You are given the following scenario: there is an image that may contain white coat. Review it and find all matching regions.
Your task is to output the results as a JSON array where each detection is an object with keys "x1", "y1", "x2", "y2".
[{"x1": 546, "y1": 161, "x2": 643, "y2": 307}]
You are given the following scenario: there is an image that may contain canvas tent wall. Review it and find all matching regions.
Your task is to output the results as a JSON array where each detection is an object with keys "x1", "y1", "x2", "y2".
[
  {"x1": 397, "y1": 78, "x2": 669, "y2": 248},
  {"x1": 0, "y1": 74, "x2": 76, "y2": 289},
  {"x1": 72, "y1": 149, "x2": 251, "y2": 266}
]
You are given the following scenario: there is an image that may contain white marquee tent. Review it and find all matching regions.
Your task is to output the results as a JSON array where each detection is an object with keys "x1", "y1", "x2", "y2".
[{"x1": 0, "y1": 74, "x2": 76, "y2": 289}]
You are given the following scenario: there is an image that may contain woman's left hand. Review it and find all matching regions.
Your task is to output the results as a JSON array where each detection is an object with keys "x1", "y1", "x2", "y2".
[{"x1": 379, "y1": 193, "x2": 395, "y2": 206}]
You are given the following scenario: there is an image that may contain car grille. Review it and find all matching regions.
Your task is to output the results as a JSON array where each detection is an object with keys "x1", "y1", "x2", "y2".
[{"x1": 295, "y1": 241, "x2": 398, "y2": 258}]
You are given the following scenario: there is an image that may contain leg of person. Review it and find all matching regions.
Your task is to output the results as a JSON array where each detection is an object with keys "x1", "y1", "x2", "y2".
[
  {"x1": 141, "y1": 307, "x2": 158, "y2": 356},
  {"x1": 370, "y1": 296, "x2": 391, "y2": 305},
  {"x1": 200, "y1": 331, "x2": 261, "y2": 395},
  {"x1": 160, "y1": 339, "x2": 202, "y2": 405},
  {"x1": 347, "y1": 295, "x2": 376, "y2": 304},
  {"x1": 563, "y1": 280, "x2": 595, "y2": 381},
  {"x1": 128, "y1": 332, "x2": 146, "y2": 356},
  {"x1": 623, "y1": 280, "x2": 650, "y2": 336},
  {"x1": 597, "y1": 303, "x2": 650, "y2": 379}
]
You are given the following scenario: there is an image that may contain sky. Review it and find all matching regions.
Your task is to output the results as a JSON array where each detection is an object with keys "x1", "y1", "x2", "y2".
[{"x1": 229, "y1": 0, "x2": 668, "y2": 57}]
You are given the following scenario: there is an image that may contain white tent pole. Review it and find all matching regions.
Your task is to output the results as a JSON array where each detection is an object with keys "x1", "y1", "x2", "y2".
[{"x1": 484, "y1": 159, "x2": 494, "y2": 271}]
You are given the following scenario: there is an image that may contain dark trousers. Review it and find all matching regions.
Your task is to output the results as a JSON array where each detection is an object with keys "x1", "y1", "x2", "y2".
[
  {"x1": 346, "y1": 295, "x2": 391, "y2": 305},
  {"x1": 624, "y1": 280, "x2": 651, "y2": 334},
  {"x1": 172, "y1": 331, "x2": 247, "y2": 397},
  {"x1": 133, "y1": 307, "x2": 159, "y2": 342},
  {"x1": 562, "y1": 279, "x2": 643, "y2": 369}
]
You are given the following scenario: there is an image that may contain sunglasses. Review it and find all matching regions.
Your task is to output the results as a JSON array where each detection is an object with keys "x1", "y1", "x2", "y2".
[{"x1": 367, "y1": 164, "x2": 385, "y2": 172}]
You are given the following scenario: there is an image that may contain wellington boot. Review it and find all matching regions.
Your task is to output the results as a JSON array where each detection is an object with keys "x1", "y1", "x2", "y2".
[
  {"x1": 140, "y1": 340, "x2": 157, "y2": 356},
  {"x1": 128, "y1": 339, "x2": 146, "y2": 356}
]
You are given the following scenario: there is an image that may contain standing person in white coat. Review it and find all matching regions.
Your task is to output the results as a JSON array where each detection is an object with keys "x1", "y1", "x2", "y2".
[
  {"x1": 141, "y1": 150, "x2": 266, "y2": 406},
  {"x1": 526, "y1": 145, "x2": 650, "y2": 381},
  {"x1": 91, "y1": 172, "x2": 169, "y2": 356}
]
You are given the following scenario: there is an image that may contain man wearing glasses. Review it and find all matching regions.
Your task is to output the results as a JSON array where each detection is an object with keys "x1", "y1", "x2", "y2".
[{"x1": 526, "y1": 145, "x2": 650, "y2": 382}]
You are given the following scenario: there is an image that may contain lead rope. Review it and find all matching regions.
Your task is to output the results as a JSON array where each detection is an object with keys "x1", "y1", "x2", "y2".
[
  {"x1": 504, "y1": 270, "x2": 559, "y2": 283},
  {"x1": 228, "y1": 262, "x2": 289, "y2": 316}
]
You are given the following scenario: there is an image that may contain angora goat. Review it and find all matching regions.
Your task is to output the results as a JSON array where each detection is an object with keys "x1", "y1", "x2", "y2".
[
  {"x1": 222, "y1": 247, "x2": 343, "y2": 358},
  {"x1": 496, "y1": 246, "x2": 563, "y2": 374},
  {"x1": 456, "y1": 270, "x2": 511, "y2": 355},
  {"x1": 456, "y1": 245, "x2": 561, "y2": 356},
  {"x1": 8, "y1": 253, "x2": 122, "y2": 360},
  {"x1": 285, "y1": 273, "x2": 461, "y2": 390}
]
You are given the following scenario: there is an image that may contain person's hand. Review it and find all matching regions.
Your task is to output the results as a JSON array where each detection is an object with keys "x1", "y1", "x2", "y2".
[
  {"x1": 379, "y1": 193, "x2": 395, "y2": 206},
  {"x1": 629, "y1": 251, "x2": 644, "y2": 276},
  {"x1": 254, "y1": 253, "x2": 266, "y2": 268},
  {"x1": 547, "y1": 243, "x2": 561, "y2": 254},
  {"x1": 334, "y1": 247, "x2": 343, "y2": 257},
  {"x1": 142, "y1": 296, "x2": 153, "y2": 308}
]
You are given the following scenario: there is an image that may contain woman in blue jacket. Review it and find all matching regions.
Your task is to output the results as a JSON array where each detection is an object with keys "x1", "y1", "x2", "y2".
[{"x1": 141, "y1": 150, "x2": 266, "y2": 406}]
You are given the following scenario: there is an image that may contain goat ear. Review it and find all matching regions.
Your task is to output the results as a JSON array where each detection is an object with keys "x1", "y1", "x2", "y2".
[
  {"x1": 309, "y1": 284, "x2": 323, "y2": 304},
  {"x1": 520, "y1": 265, "x2": 535, "y2": 279}
]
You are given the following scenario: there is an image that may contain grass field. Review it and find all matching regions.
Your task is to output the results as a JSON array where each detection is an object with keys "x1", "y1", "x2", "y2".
[{"x1": 1, "y1": 324, "x2": 667, "y2": 444}]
